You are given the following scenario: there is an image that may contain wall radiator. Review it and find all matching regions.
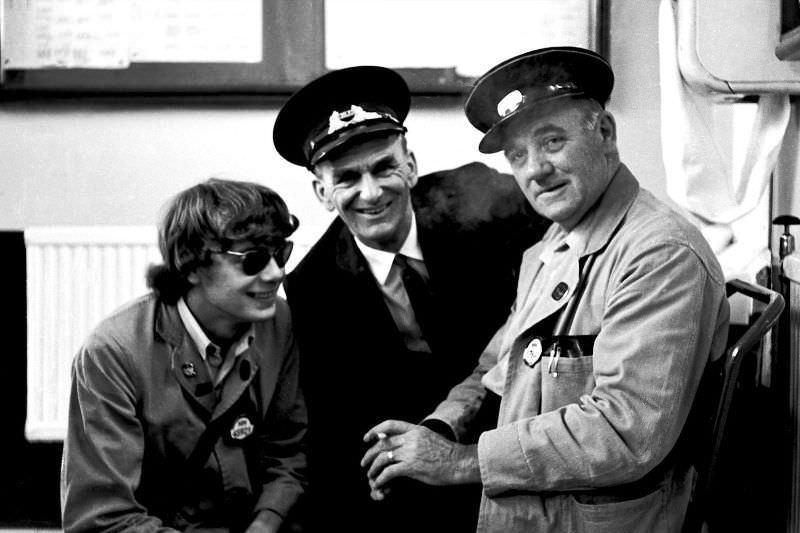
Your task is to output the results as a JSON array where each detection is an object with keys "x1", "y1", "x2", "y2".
[{"x1": 25, "y1": 226, "x2": 159, "y2": 442}]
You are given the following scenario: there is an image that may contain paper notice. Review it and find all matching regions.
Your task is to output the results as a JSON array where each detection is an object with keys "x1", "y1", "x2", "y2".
[
  {"x1": 4, "y1": 0, "x2": 131, "y2": 69},
  {"x1": 129, "y1": 0, "x2": 262, "y2": 63},
  {"x1": 2, "y1": 0, "x2": 263, "y2": 69}
]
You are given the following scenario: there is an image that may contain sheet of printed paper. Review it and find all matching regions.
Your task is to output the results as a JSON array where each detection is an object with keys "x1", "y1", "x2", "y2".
[
  {"x1": 129, "y1": 0, "x2": 262, "y2": 63},
  {"x1": 3, "y1": 0, "x2": 262, "y2": 69},
  {"x1": 4, "y1": 0, "x2": 131, "y2": 69}
]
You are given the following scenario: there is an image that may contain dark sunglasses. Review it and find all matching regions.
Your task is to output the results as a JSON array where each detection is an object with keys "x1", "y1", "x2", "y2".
[{"x1": 214, "y1": 241, "x2": 294, "y2": 275}]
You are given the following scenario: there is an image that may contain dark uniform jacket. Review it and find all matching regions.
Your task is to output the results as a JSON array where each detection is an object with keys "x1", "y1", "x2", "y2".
[{"x1": 284, "y1": 162, "x2": 548, "y2": 532}]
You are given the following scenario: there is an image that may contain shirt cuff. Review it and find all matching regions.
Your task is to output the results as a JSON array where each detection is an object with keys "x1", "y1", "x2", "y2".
[{"x1": 419, "y1": 417, "x2": 458, "y2": 442}]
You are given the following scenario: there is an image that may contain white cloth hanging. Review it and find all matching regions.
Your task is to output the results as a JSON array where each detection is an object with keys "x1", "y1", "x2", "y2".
[{"x1": 658, "y1": 0, "x2": 790, "y2": 279}]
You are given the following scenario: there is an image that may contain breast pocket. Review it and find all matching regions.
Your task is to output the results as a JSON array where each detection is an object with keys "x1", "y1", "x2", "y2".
[{"x1": 540, "y1": 354, "x2": 595, "y2": 414}]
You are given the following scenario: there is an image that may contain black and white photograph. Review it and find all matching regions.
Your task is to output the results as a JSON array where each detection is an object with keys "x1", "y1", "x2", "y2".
[{"x1": 1, "y1": 1, "x2": 799, "y2": 532}]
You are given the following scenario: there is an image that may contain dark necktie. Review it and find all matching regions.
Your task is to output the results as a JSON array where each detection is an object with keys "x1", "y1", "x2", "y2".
[{"x1": 394, "y1": 254, "x2": 436, "y2": 346}]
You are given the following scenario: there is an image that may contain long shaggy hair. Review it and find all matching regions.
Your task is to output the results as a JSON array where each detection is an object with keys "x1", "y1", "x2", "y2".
[{"x1": 146, "y1": 178, "x2": 299, "y2": 303}]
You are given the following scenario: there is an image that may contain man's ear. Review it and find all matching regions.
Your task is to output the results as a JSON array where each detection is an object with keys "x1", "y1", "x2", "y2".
[
  {"x1": 406, "y1": 150, "x2": 419, "y2": 188},
  {"x1": 598, "y1": 111, "x2": 617, "y2": 150},
  {"x1": 311, "y1": 177, "x2": 336, "y2": 211}
]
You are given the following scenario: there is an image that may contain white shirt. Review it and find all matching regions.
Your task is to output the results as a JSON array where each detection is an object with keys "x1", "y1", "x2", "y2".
[
  {"x1": 355, "y1": 214, "x2": 426, "y2": 284},
  {"x1": 354, "y1": 214, "x2": 431, "y2": 353}
]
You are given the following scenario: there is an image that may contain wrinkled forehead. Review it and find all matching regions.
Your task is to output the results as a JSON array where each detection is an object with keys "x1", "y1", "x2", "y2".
[{"x1": 499, "y1": 97, "x2": 590, "y2": 145}]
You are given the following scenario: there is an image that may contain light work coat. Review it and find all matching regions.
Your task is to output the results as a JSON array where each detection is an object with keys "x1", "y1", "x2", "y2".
[{"x1": 429, "y1": 164, "x2": 730, "y2": 533}]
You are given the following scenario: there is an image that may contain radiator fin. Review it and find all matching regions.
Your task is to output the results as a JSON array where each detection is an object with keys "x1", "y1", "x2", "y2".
[{"x1": 24, "y1": 227, "x2": 159, "y2": 442}]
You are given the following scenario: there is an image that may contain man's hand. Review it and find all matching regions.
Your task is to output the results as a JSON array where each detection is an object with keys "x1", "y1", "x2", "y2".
[{"x1": 361, "y1": 420, "x2": 481, "y2": 500}]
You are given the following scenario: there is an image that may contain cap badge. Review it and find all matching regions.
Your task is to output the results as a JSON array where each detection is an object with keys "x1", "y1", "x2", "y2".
[
  {"x1": 497, "y1": 90, "x2": 524, "y2": 118},
  {"x1": 496, "y1": 82, "x2": 582, "y2": 119},
  {"x1": 327, "y1": 104, "x2": 386, "y2": 135},
  {"x1": 230, "y1": 415, "x2": 255, "y2": 440}
]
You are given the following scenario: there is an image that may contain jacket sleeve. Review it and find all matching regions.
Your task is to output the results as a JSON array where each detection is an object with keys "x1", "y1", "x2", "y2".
[
  {"x1": 478, "y1": 240, "x2": 729, "y2": 495},
  {"x1": 424, "y1": 314, "x2": 510, "y2": 442},
  {"x1": 253, "y1": 320, "x2": 308, "y2": 520},
  {"x1": 61, "y1": 338, "x2": 179, "y2": 533}
]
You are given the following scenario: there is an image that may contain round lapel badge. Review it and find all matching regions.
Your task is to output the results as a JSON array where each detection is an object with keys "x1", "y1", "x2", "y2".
[
  {"x1": 181, "y1": 362, "x2": 197, "y2": 377},
  {"x1": 523, "y1": 337, "x2": 543, "y2": 367},
  {"x1": 551, "y1": 282, "x2": 569, "y2": 301},
  {"x1": 230, "y1": 416, "x2": 255, "y2": 441}
]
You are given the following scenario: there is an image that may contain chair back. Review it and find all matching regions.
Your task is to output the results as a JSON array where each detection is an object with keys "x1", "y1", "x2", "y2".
[{"x1": 682, "y1": 278, "x2": 785, "y2": 532}]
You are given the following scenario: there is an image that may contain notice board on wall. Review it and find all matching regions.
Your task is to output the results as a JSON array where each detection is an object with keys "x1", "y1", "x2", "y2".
[
  {"x1": 0, "y1": 0, "x2": 606, "y2": 96},
  {"x1": 0, "y1": 0, "x2": 325, "y2": 96}
]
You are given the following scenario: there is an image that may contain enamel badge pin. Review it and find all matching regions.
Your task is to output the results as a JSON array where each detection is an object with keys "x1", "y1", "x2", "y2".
[
  {"x1": 230, "y1": 416, "x2": 255, "y2": 440},
  {"x1": 181, "y1": 362, "x2": 197, "y2": 377},
  {"x1": 523, "y1": 337, "x2": 543, "y2": 367}
]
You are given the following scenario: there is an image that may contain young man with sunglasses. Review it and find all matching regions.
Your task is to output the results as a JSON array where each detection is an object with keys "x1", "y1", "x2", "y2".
[
  {"x1": 273, "y1": 67, "x2": 547, "y2": 532},
  {"x1": 61, "y1": 178, "x2": 307, "y2": 533}
]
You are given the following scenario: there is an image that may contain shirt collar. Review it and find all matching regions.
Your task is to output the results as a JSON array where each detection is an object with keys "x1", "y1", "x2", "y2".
[
  {"x1": 539, "y1": 226, "x2": 580, "y2": 265},
  {"x1": 355, "y1": 213, "x2": 424, "y2": 285},
  {"x1": 177, "y1": 297, "x2": 255, "y2": 360}
]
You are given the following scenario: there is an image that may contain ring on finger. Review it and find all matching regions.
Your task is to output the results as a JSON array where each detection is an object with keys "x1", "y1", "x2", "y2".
[{"x1": 386, "y1": 450, "x2": 395, "y2": 462}]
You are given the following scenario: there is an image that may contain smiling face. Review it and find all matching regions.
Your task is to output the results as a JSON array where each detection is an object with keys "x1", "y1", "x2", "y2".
[
  {"x1": 501, "y1": 98, "x2": 619, "y2": 231},
  {"x1": 185, "y1": 240, "x2": 286, "y2": 342},
  {"x1": 312, "y1": 134, "x2": 418, "y2": 252}
]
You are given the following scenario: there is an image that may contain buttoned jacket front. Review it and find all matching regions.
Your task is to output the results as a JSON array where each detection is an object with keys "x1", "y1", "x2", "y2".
[
  {"x1": 61, "y1": 294, "x2": 307, "y2": 532},
  {"x1": 430, "y1": 164, "x2": 729, "y2": 533}
]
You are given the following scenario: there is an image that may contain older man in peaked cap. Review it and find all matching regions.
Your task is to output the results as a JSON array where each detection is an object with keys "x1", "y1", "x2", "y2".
[
  {"x1": 361, "y1": 47, "x2": 730, "y2": 532},
  {"x1": 273, "y1": 66, "x2": 547, "y2": 532}
]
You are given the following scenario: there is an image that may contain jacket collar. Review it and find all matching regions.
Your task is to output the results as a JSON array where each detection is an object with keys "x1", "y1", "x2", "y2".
[
  {"x1": 353, "y1": 213, "x2": 425, "y2": 285},
  {"x1": 154, "y1": 302, "x2": 215, "y2": 414},
  {"x1": 155, "y1": 299, "x2": 184, "y2": 346},
  {"x1": 334, "y1": 216, "x2": 434, "y2": 275},
  {"x1": 334, "y1": 221, "x2": 369, "y2": 274},
  {"x1": 154, "y1": 300, "x2": 259, "y2": 421},
  {"x1": 568, "y1": 163, "x2": 639, "y2": 257},
  {"x1": 509, "y1": 163, "x2": 639, "y2": 335}
]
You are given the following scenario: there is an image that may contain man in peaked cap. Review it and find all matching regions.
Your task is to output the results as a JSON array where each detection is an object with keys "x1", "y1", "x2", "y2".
[
  {"x1": 274, "y1": 66, "x2": 547, "y2": 532},
  {"x1": 361, "y1": 47, "x2": 730, "y2": 532}
]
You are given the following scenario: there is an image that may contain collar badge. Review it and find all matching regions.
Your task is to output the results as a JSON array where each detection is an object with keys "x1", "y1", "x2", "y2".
[{"x1": 181, "y1": 362, "x2": 197, "y2": 378}]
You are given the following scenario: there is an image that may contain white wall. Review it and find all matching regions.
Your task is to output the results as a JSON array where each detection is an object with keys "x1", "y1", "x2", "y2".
[
  {"x1": 0, "y1": 1, "x2": 668, "y2": 246},
  {"x1": 0, "y1": 100, "x2": 510, "y2": 254}
]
